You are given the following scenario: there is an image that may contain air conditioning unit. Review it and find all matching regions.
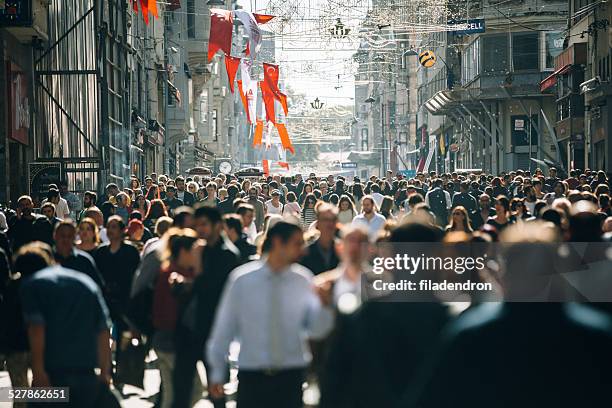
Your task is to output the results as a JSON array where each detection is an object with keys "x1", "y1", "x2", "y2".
[{"x1": 0, "y1": 0, "x2": 50, "y2": 42}]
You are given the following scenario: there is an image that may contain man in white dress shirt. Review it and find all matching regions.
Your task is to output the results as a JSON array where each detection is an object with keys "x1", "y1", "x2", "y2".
[
  {"x1": 207, "y1": 220, "x2": 333, "y2": 408},
  {"x1": 352, "y1": 195, "x2": 387, "y2": 242}
]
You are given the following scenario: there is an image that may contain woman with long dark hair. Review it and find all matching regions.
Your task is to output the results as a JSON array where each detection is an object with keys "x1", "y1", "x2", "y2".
[
  {"x1": 338, "y1": 194, "x2": 357, "y2": 225},
  {"x1": 379, "y1": 196, "x2": 395, "y2": 220},
  {"x1": 144, "y1": 199, "x2": 168, "y2": 231},
  {"x1": 446, "y1": 206, "x2": 473, "y2": 233},
  {"x1": 132, "y1": 194, "x2": 150, "y2": 218},
  {"x1": 301, "y1": 193, "x2": 318, "y2": 229},
  {"x1": 299, "y1": 183, "x2": 314, "y2": 206},
  {"x1": 130, "y1": 178, "x2": 141, "y2": 193},
  {"x1": 487, "y1": 195, "x2": 514, "y2": 231},
  {"x1": 146, "y1": 184, "x2": 161, "y2": 201},
  {"x1": 352, "y1": 183, "x2": 364, "y2": 212}
]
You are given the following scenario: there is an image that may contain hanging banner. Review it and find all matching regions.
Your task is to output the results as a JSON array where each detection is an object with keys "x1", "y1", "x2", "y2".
[
  {"x1": 260, "y1": 80, "x2": 276, "y2": 124},
  {"x1": 208, "y1": 9, "x2": 233, "y2": 62},
  {"x1": 253, "y1": 13, "x2": 275, "y2": 24},
  {"x1": 263, "y1": 63, "x2": 288, "y2": 115},
  {"x1": 234, "y1": 10, "x2": 264, "y2": 61},
  {"x1": 148, "y1": 0, "x2": 158, "y2": 18},
  {"x1": 224, "y1": 55, "x2": 241, "y2": 93},
  {"x1": 240, "y1": 59, "x2": 257, "y2": 122},
  {"x1": 275, "y1": 123, "x2": 295, "y2": 154},
  {"x1": 253, "y1": 119, "x2": 264, "y2": 146},
  {"x1": 7, "y1": 62, "x2": 30, "y2": 145},
  {"x1": 263, "y1": 159, "x2": 270, "y2": 176},
  {"x1": 138, "y1": 0, "x2": 149, "y2": 24},
  {"x1": 237, "y1": 80, "x2": 249, "y2": 121}
]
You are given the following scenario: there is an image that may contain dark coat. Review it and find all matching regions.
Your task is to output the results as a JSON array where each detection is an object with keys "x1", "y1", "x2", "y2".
[
  {"x1": 319, "y1": 299, "x2": 450, "y2": 408},
  {"x1": 298, "y1": 239, "x2": 340, "y2": 276},
  {"x1": 401, "y1": 303, "x2": 612, "y2": 408}
]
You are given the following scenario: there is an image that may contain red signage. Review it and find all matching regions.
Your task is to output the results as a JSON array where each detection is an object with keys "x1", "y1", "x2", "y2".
[{"x1": 6, "y1": 62, "x2": 30, "y2": 145}]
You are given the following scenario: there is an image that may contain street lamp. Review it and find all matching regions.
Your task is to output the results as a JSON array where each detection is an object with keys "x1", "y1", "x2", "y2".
[
  {"x1": 330, "y1": 18, "x2": 351, "y2": 39},
  {"x1": 364, "y1": 96, "x2": 376, "y2": 103},
  {"x1": 311, "y1": 97, "x2": 324, "y2": 109}
]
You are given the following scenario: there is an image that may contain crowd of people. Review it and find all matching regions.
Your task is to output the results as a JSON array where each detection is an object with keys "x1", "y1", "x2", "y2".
[{"x1": 0, "y1": 166, "x2": 611, "y2": 407}]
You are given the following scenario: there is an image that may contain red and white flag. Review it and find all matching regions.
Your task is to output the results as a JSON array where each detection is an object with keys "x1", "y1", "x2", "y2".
[
  {"x1": 260, "y1": 80, "x2": 276, "y2": 124},
  {"x1": 263, "y1": 63, "x2": 288, "y2": 115},
  {"x1": 208, "y1": 9, "x2": 233, "y2": 62},
  {"x1": 240, "y1": 59, "x2": 258, "y2": 123}
]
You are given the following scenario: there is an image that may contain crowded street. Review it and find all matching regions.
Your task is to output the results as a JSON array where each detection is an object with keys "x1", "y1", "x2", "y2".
[{"x1": 2, "y1": 0, "x2": 612, "y2": 407}]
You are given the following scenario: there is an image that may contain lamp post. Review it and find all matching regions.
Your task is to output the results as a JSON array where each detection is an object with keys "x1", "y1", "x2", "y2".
[{"x1": 311, "y1": 97, "x2": 324, "y2": 110}]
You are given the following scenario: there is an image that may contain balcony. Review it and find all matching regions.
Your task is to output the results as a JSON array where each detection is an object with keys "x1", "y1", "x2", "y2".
[
  {"x1": 555, "y1": 43, "x2": 587, "y2": 70},
  {"x1": 555, "y1": 117, "x2": 585, "y2": 142}
]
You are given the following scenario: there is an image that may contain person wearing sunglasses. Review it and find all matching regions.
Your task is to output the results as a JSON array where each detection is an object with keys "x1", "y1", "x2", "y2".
[
  {"x1": 302, "y1": 193, "x2": 318, "y2": 229},
  {"x1": 446, "y1": 206, "x2": 473, "y2": 233}
]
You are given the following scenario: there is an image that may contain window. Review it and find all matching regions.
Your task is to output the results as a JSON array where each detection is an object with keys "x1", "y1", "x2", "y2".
[
  {"x1": 361, "y1": 128, "x2": 369, "y2": 151},
  {"x1": 511, "y1": 115, "x2": 538, "y2": 146},
  {"x1": 462, "y1": 38, "x2": 480, "y2": 84},
  {"x1": 167, "y1": 81, "x2": 175, "y2": 106},
  {"x1": 545, "y1": 32, "x2": 565, "y2": 70},
  {"x1": 187, "y1": 0, "x2": 195, "y2": 38},
  {"x1": 512, "y1": 33, "x2": 539, "y2": 71},
  {"x1": 212, "y1": 109, "x2": 218, "y2": 141},
  {"x1": 482, "y1": 35, "x2": 509, "y2": 73}
]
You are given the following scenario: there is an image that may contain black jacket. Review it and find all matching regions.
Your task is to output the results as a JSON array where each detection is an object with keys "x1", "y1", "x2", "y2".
[
  {"x1": 177, "y1": 190, "x2": 195, "y2": 206},
  {"x1": 451, "y1": 192, "x2": 479, "y2": 217},
  {"x1": 402, "y1": 303, "x2": 612, "y2": 408},
  {"x1": 185, "y1": 237, "x2": 240, "y2": 343},
  {"x1": 8, "y1": 215, "x2": 53, "y2": 252},
  {"x1": 233, "y1": 234, "x2": 257, "y2": 264},
  {"x1": 54, "y1": 249, "x2": 105, "y2": 290},
  {"x1": 218, "y1": 197, "x2": 238, "y2": 214},
  {"x1": 320, "y1": 299, "x2": 450, "y2": 408},
  {"x1": 298, "y1": 239, "x2": 340, "y2": 276}
]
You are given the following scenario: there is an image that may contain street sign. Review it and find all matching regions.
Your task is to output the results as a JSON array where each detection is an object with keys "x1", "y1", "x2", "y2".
[
  {"x1": 341, "y1": 162, "x2": 358, "y2": 169},
  {"x1": 449, "y1": 18, "x2": 486, "y2": 35},
  {"x1": 449, "y1": 143, "x2": 460, "y2": 153},
  {"x1": 399, "y1": 169, "x2": 416, "y2": 178}
]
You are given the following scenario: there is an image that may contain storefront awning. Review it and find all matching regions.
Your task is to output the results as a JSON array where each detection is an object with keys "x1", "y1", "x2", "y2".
[
  {"x1": 540, "y1": 65, "x2": 571, "y2": 92},
  {"x1": 424, "y1": 90, "x2": 468, "y2": 116}
]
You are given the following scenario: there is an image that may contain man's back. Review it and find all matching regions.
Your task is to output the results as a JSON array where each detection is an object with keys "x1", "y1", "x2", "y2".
[
  {"x1": 55, "y1": 248, "x2": 105, "y2": 289},
  {"x1": 20, "y1": 266, "x2": 110, "y2": 372},
  {"x1": 298, "y1": 238, "x2": 340, "y2": 276},
  {"x1": 320, "y1": 299, "x2": 450, "y2": 408},
  {"x1": 404, "y1": 303, "x2": 612, "y2": 408},
  {"x1": 191, "y1": 238, "x2": 240, "y2": 341},
  {"x1": 8, "y1": 215, "x2": 53, "y2": 252},
  {"x1": 218, "y1": 198, "x2": 236, "y2": 214}
]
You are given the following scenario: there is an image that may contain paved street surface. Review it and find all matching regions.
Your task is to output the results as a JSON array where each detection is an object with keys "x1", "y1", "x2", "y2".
[
  {"x1": 0, "y1": 348, "x2": 320, "y2": 408},
  {"x1": 0, "y1": 363, "x2": 236, "y2": 408}
]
